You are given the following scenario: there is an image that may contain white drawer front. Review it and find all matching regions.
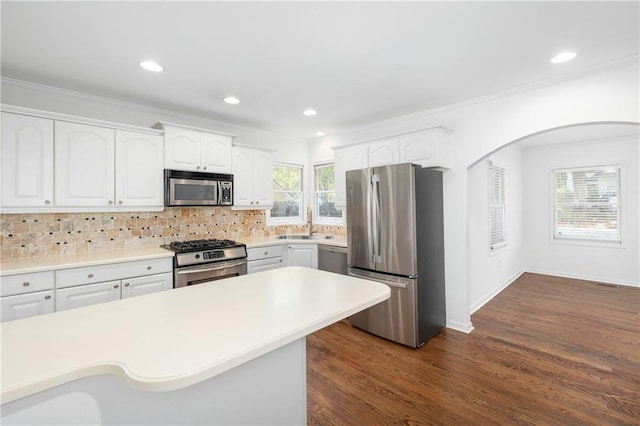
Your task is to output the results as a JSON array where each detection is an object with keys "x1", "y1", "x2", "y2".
[
  {"x1": 1, "y1": 290, "x2": 54, "y2": 322},
  {"x1": 247, "y1": 245, "x2": 284, "y2": 261},
  {"x1": 55, "y1": 280, "x2": 121, "y2": 311},
  {"x1": 55, "y1": 258, "x2": 173, "y2": 289},
  {"x1": 1, "y1": 271, "x2": 55, "y2": 297}
]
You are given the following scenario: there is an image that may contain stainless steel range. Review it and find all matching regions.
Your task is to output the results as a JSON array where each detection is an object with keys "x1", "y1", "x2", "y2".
[{"x1": 162, "y1": 239, "x2": 247, "y2": 288}]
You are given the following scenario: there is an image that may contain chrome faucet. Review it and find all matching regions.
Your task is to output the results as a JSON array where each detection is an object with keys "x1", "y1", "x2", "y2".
[{"x1": 307, "y1": 207, "x2": 315, "y2": 237}]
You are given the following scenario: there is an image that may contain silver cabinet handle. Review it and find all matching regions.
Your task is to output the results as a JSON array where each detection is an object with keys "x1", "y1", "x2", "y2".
[
  {"x1": 256, "y1": 201, "x2": 259, "y2": 204},
  {"x1": 124, "y1": 283, "x2": 130, "y2": 287},
  {"x1": 196, "y1": 165, "x2": 201, "y2": 170},
  {"x1": 250, "y1": 201, "x2": 254, "y2": 204},
  {"x1": 203, "y1": 166, "x2": 207, "y2": 170},
  {"x1": 44, "y1": 200, "x2": 51, "y2": 205},
  {"x1": 147, "y1": 266, "x2": 152, "y2": 270},
  {"x1": 23, "y1": 282, "x2": 30, "y2": 287},
  {"x1": 44, "y1": 295, "x2": 51, "y2": 300},
  {"x1": 114, "y1": 284, "x2": 119, "y2": 289},
  {"x1": 264, "y1": 251, "x2": 268, "y2": 255},
  {"x1": 88, "y1": 274, "x2": 94, "y2": 278},
  {"x1": 118, "y1": 200, "x2": 123, "y2": 205},
  {"x1": 108, "y1": 200, "x2": 114, "y2": 205}
]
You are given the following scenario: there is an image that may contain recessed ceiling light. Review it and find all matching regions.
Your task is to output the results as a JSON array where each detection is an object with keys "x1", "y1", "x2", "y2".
[
  {"x1": 224, "y1": 96, "x2": 240, "y2": 105},
  {"x1": 303, "y1": 109, "x2": 317, "y2": 116},
  {"x1": 550, "y1": 52, "x2": 576, "y2": 64},
  {"x1": 315, "y1": 131, "x2": 325, "y2": 136},
  {"x1": 140, "y1": 61, "x2": 164, "y2": 72}
]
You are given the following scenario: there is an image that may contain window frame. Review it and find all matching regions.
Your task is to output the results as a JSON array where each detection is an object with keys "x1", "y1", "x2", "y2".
[
  {"x1": 550, "y1": 164, "x2": 622, "y2": 246},
  {"x1": 488, "y1": 160, "x2": 507, "y2": 253},
  {"x1": 267, "y1": 162, "x2": 304, "y2": 226},
  {"x1": 313, "y1": 162, "x2": 344, "y2": 226}
]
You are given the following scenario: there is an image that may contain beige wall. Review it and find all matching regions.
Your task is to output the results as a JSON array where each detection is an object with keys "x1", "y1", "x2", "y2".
[{"x1": 0, "y1": 208, "x2": 345, "y2": 261}]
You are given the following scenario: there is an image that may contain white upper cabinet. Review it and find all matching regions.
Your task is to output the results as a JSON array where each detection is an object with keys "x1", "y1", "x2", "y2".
[
  {"x1": 334, "y1": 144, "x2": 369, "y2": 209},
  {"x1": 115, "y1": 130, "x2": 164, "y2": 207},
  {"x1": 160, "y1": 123, "x2": 233, "y2": 173},
  {"x1": 1, "y1": 113, "x2": 54, "y2": 208},
  {"x1": 201, "y1": 132, "x2": 233, "y2": 173},
  {"x1": 368, "y1": 139, "x2": 400, "y2": 167},
  {"x1": 232, "y1": 145, "x2": 273, "y2": 209},
  {"x1": 398, "y1": 128, "x2": 451, "y2": 168},
  {"x1": 55, "y1": 121, "x2": 115, "y2": 207}
]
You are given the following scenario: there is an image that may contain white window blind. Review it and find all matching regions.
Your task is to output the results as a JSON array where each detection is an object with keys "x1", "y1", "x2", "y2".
[
  {"x1": 489, "y1": 161, "x2": 507, "y2": 251},
  {"x1": 553, "y1": 165, "x2": 621, "y2": 242}
]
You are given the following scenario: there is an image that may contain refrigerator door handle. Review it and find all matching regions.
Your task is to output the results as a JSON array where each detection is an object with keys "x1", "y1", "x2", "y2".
[
  {"x1": 372, "y1": 173, "x2": 382, "y2": 263},
  {"x1": 366, "y1": 173, "x2": 374, "y2": 262},
  {"x1": 348, "y1": 270, "x2": 409, "y2": 289}
]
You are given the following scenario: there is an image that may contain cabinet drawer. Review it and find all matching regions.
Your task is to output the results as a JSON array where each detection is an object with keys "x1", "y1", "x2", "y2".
[
  {"x1": 1, "y1": 271, "x2": 55, "y2": 297},
  {"x1": 55, "y1": 280, "x2": 121, "y2": 312},
  {"x1": 55, "y1": 258, "x2": 173, "y2": 289},
  {"x1": 247, "y1": 245, "x2": 284, "y2": 261},
  {"x1": 1, "y1": 290, "x2": 54, "y2": 322}
]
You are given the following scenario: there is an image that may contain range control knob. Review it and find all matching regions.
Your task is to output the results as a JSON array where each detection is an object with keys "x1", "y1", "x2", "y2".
[{"x1": 195, "y1": 254, "x2": 201, "y2": 259}]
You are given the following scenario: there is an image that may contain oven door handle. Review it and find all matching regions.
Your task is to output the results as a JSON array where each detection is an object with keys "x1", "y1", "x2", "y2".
[{"x1": 176, "y1": 259, "x2": 247, "y2": 275}]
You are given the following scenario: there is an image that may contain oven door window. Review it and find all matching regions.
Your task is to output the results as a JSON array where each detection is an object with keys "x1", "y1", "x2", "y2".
[{"x1": 170, "y1": 178, "x2": 218, "y2": 205}]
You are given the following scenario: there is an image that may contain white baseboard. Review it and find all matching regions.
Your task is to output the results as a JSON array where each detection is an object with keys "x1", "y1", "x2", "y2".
[
  {"x1": 525, "y1": 268, "x2": 639, "y2": 288},
  {"x1": 445, "y1": 319, "x2": 474, "y2": 334},
  {"x1": 470, "y1": 269, "x2": 525, "y2": 314}
]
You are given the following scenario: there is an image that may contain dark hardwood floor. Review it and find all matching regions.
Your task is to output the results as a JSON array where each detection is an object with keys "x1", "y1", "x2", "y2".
[{"x1": 307, "y1": 273, "x2": 640, "y2": 425}]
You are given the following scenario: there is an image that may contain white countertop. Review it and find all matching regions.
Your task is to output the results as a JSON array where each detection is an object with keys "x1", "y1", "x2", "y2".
[
  {"x1": 0, "y1": 247, "x2": 174, "y2": 276},
  {"x1": 243, "y1": 235, "x2": 347, "y2": 249},
  {"x1": 0, "y1": 267, "x2": 389, "y2": 404}
]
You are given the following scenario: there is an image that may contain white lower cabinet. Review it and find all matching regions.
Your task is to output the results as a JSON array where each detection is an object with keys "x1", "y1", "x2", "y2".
[
  {"x1": 56, "y1": 280, "x2": 121, "y2": 312},
  {"x1": 121, "y1": 273, "x2": 173, "y2": 299},
  {"x1": 1, "y1": 291, "x2": 54, "y2": 322},
  {"x1": 0, "y1": 271, "x2": 55, "y2": 322},
  {"x1": 287, "y1": 244, "x2": 318, "y2": 269},
  {"x1": 247, "y1": 257, "x2": 283, "y2": 274},
  {"x1": 247, "y1": 245, "x2": 284, "y2": 274}
]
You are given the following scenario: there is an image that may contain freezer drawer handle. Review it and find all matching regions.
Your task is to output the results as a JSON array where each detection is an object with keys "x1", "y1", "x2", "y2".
[{"x1": 349, "y1": 271, "x2": 409, "y2": 289}]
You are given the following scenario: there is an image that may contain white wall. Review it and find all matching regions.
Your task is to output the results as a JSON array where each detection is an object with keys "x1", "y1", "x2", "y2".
[
  {"x1": 310, "y1": 61, "x2": 639, "y2": 332},
  {"x1": 467, "y1": 144, "x2": 524, "y2": 312},
  {"x1": 522, "y1": 136, "x2": 639, "y2": 286}
]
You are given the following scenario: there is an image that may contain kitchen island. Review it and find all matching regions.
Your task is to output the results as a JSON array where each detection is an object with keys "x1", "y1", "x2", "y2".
[{"x1": 0, "y1": 267, "x2": 389, "y2": 425}]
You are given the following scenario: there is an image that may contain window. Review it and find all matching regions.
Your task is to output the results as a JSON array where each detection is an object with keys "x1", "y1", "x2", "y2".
[
  {"x1": 314, "y1": 163, "x2": 343, "y2": 224},
  {"x1": 489, "y1": 161, "x2": 506, "y2": 251},
  {"x1": 269, "y1": 163, "x2": 303, "y2": 224},
  {"x1": 552, "y1": 165, "x2": 621, "y2": 243}
]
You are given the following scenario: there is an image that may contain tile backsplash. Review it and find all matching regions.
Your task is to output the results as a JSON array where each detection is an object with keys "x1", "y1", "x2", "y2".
[{"x1": 0, "y1": 208, "x2": 346, "y2": 261}]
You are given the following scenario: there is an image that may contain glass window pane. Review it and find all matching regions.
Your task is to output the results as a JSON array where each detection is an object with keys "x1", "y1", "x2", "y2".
[
  {"x1": 316, "y1": 192, "x2": 341, "y2": 218},
  {"x1": 315, "y1": 165, "x2": 335, "y2": 191},
  {"x1": 273, "y1": 165, "x2": 301, "y2": 191},
  {"x1": 271, "y1": 192, "x2": 301, "y2": 218}
]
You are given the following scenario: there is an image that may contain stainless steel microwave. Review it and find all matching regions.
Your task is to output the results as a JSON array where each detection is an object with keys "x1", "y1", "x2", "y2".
[{"x1": 164, "y1": 169, "x2": 233, "y2": 207}]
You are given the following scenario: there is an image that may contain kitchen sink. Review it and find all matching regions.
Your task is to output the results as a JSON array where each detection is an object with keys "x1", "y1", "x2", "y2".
[{"x1": 276, "y1": 234, "x2": 334, "y2": 240}]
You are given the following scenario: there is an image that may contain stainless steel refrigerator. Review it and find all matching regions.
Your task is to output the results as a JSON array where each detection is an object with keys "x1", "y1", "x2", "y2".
[{"x1": 346, "y1": 163, "x2": 445, "y2": 348}]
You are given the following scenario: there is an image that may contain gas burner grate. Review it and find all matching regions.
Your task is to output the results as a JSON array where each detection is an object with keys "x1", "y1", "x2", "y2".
[{"x1": 168, "y1": 239, "x2": 240, "y2": 252}]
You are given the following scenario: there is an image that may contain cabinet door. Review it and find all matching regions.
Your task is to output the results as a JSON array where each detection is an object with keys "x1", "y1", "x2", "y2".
[
  {"x1": 334, "y1": 144, "x2": 368, "y2": 209},
  {"x1": 1, "y1": 113, "x2": 54, "y2": 207},
  {"x1": 115, "y1": 130, "x2": 164, "y2": 207},
  {"x1": 287, "y1": 244, "x2": 318, "y2": 269},
  {"x1": 252, "y1": 149, "x2": 273, "y2": 208},
  {"x1": 121, "y1": 273, "x2": 173, "y2": 299},
  {"x1": 164, "y1": 127, "x2": 201, "y2": 171},
  {"x1": 201, "y1": 133, "x2": 232, "y2": 173},
  {"x1": 55, "y1": 122, "x2": 115, "y2": 207},
  {"x1": 55, "y1": 281, "x2": 121, "y2": 312},
  {"x1": 398, "y1": 129, "x2": 450, "y2": 168},
  {"x1": 1, "y1": 290, "x2": 54, "y2": 322},
  {"x1": 247, "y1": 257, "x2": 283, "y2": 274},
  {"x1": 368, "y1": 139, "x2": 399, "y2": 167},
  {"x1": 232, "y1": 147, "x2": 254, "y2": 207}
]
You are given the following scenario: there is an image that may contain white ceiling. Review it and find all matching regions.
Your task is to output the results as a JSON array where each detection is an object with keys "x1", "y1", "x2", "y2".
[{"x1": 1, "y1": 2, "x2": 639, "y2": 139}]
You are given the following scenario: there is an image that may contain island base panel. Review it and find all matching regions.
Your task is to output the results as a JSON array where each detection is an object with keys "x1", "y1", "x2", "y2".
[{"x1": 1, "y1": 338, "x2": 307, "y2": 425}]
